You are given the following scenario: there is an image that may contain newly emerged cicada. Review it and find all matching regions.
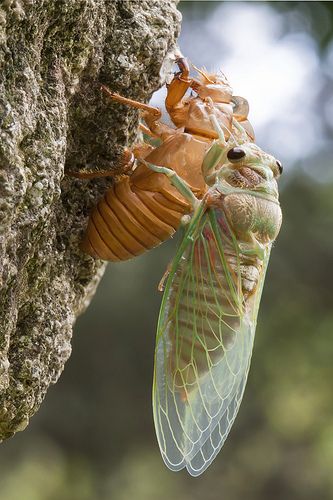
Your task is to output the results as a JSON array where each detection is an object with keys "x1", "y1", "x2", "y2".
[{"x1": 73, "y1": 57, "x2": 283, "y2": 476}]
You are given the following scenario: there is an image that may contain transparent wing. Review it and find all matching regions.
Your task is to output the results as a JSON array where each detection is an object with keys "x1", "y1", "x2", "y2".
[{"x1": 153, "y1": 205, "x2": 271, "y2": 476}]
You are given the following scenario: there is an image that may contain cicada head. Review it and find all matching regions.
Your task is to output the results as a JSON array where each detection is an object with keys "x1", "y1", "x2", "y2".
[
  {"x1": 212, "y1": 141, "x2": 283, "y2": 247},
  {"x1": 217, "y1": 142, "x2": 283, "y2": 200}
]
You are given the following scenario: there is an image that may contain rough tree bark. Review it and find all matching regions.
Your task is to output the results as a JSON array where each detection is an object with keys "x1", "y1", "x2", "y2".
[{"x1": 0, "y1": 0, "x2": 180, "y2": 440}]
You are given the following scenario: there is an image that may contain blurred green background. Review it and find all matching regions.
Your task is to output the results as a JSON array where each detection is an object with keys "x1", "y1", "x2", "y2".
[{"x1": 1, "y1": 2, "x2": 333, "y2": 499}]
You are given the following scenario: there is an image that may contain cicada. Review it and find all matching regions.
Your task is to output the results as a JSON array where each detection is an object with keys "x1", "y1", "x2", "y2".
[
  {"x1": 73, "y1": 57, "x2": 283, "y2": 476},
  {"x1": 149, "y1": 112, "x2": 282, "y2": 475}
]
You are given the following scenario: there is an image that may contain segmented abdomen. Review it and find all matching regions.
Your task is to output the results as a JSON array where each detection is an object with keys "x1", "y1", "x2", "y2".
[{"x1": 81, "y1": 174, "x2": 191, "y2": 261}]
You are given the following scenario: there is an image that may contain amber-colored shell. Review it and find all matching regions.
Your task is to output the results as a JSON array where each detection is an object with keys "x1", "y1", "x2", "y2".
[
  {"x1": 81, "y1": 164, "x2": 193, "y2": 261},
  {"x1": 82, "y1": 62, "x2": 255, "y2": 262},
  {"x1": 82, "y1": 131, "x2": 212, "y2": 261}
]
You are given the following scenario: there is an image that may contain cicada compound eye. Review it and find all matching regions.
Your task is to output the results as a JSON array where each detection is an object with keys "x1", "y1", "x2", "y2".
[
  {"x1": 227, "y1": 147, "x2": 246, "y2": 162},
  {"x1": 276, "y1": 160, "x2": 283, "y2": 175}
]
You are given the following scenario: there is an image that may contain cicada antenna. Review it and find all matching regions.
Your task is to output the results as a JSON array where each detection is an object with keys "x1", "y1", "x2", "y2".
[
  {"x1": 206, "y1": 97, "x2": 240, "y2": 147},
  {"x1": 232, "y1": 119, "x2": 249, "y2": 145}
]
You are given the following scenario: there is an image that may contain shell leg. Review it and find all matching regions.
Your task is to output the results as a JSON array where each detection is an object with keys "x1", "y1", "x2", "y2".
[
  {"x1": 101, "y1": 85, "x2": 160, "y2": 115},
  {"x1": 140, "y1": 111, "x2": 176, "y2": 141},
  {"x1": 101, "y1": 84, "x2": 175, "y2": 141},
  {"x1": 131, "y1": 141, "x2": 154, "y2": 160},
  {"x1": 165, "y1": 57, "x2": 192, "y2": 113},
  {"x1": 66, "y1": 148, "x2": 135, "y2": 179}
]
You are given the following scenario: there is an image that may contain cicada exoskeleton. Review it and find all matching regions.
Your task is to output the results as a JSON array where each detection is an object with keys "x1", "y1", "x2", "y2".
[{"x1": 79, "y1": 58, "x2": 255, "y2": 261}]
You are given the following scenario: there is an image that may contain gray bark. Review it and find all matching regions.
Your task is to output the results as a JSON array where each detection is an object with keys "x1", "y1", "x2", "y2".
[{"x1": 0, "y1": 0, "x2": 180, "y2": 440}]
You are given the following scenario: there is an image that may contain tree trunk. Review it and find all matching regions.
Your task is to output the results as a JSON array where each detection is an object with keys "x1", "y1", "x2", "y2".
[{"x1": 0, "y1": 0, "x2": 180, "y2": 440}]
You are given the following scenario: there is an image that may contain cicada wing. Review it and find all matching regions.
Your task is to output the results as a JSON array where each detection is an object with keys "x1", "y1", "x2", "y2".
[{"x1": 153, "y1": 207, "x2": 271, "y2": 476}]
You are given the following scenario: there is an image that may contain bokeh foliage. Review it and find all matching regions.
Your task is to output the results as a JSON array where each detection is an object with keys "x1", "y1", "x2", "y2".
[{"x1": 1, "y1": 2, "x2": 333, "y2": 499}]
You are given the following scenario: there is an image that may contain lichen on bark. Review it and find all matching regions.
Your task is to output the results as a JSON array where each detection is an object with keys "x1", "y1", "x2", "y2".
[{"x1": 0, "y1": 0, "x2": 180, "y2": 440}]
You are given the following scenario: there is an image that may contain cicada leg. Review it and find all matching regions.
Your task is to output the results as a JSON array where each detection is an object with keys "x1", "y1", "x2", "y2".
[
  {"x1": 158, "y1": 262, "x2": 172, "y2": 292},
  {"x1": 142, "y1": 161, "x2": 200, "y2": 209},
  {"x1": 100, "y1": 85, "x2": 160, "y2": 115},
  {"x1": 132, "y1": 142, "x2": 154, "y2": 160},
  {"x1": 142, "y1": 154, "x2": 202, "y2": 293},
  {"x1": 232, "y1": 118, "x2": 250, "y2": 143},
  {"x1": 66, "y1": 148, "x2": 135, "y2": 179},
  {"x1": 140, "y1": 109, "x2": 176, "y2": 141},
  {"x1": 165, "y1": 56, "x2": 192, "y2": 118},
  {"x1": 101, "y1": 84, "x2": 176, "y2": 141},
  {"x1": 139, "y1": 123, "x2": 158, "y2": 139},
  {"x1": 201, "y1": 112, "x2": 229, "y2": 185},
  {"x1": 238, "y1": 235, "x2": 266, "y2": 261}
]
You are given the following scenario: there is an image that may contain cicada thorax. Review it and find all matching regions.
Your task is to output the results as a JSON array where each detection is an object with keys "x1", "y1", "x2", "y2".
[
  {"x1": 181, "y1": 94, "x2": 255, "y2": 143},
  {"x1": 171, "y1": 69, "x2": 255, "y2": 142},
  {"x1": 183, "y1": 99, "x2": 234, "y2": 140}
]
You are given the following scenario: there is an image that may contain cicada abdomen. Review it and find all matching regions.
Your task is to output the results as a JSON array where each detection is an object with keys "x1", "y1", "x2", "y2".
[
  {"x1": 80, "y1": 132, "x2": 211, "y2": 260},
  {"x1": 162, "y1": 198, "x2": 278, "y2": 398},
  {"x1": 81, "y1": 59, "x2": 254, "y2": 261},
  {"x1": 167, "y1": 210, "x2": 251, "y2": 393}
]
